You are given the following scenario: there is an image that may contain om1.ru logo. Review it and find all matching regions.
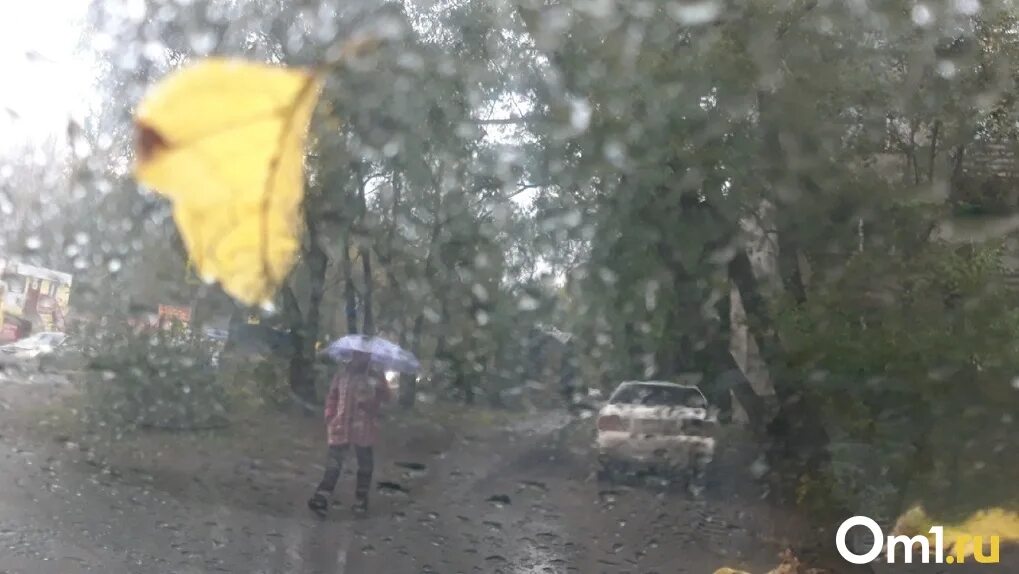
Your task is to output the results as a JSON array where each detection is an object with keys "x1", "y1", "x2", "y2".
[{"x1": 836, "y1": 516, "x2": 1000, "y2": 565}]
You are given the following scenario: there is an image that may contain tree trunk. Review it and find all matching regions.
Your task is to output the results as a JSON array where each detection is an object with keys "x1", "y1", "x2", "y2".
[
  {"x1": 223, "y1": 302, "x2": 247, "y2": 356},
  {"x1": 399, "y1": 311, "x2": 424, "y2": 408},
  {"x1": 304, "y1": 226, "x2": 328, "y2": 357},
  {"x1": 361, "y1": 247, "x2": 374, "y2": 336},
  {"x1": 927, "y1": 120, "x2": 941, "y2": 182},
  {"x1": 342, "y1": 236, "x2": 358, "y2": 335},
  {"x1": 748, "y1": 89, "x2": 874, "y2": 572},
  {"x1": 283, "y1": 224, "x2": 328, "y2": 408},
  {"x1": 282, "y1": 286, "x2": 314, "y2": 408},
  {"x1": 357, "y1": 168, "x2": 375, "y2": 337},
  {"x1": 399, "y1": 216, "x2": 443, "y2": 408}
]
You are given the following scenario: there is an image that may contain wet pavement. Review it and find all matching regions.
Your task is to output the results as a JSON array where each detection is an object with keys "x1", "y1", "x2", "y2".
[
  {"x1": 3, "y1": 377, "x2": 988, "y2": 574},
  {"x1": 0, "y1": 398, "x2": 785, "y2": 574}
]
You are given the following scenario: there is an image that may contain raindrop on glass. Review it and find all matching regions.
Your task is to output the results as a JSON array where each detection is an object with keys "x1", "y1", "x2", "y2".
[
  {"x1": 937, "y1": 60, "x2": 956, "y2": 79},
  {"x1": 667, "y1": 1, "x2": 721, "y2": 26},
  {"x1": 911, "y1": 4, "x2": 933, "y2": 26},
  {"x1": 953, "y1": 0, "x2": 980, "y2": 15}
]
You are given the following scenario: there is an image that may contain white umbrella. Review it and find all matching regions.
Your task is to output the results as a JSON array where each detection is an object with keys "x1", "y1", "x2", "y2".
[{"x1": 323, "y1": 334, "x2": 420, "y2": 373}]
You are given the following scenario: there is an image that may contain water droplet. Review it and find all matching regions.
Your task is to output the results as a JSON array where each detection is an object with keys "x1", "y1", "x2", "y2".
[
  {"x1": 122, "y1": 0, "x2": 147, "y2": 23},
  {"x1": 518, "y1": 480, "x2": 547, "y2": 492},
  {"x1": 517, "y1": 296, "x2": 539, "y2": 311},
  {"x1": 569, "y1": 98, "x2": 591, "y2": 133},
  {"x1": 107, "y1": 259, "x2": 122, "y2": 273},
  {"x1": 486, "y1": 494, "x2": 511, "y2": 506},
  {"x1": 73, "y1": 138, "x2": 91, "y2": 160},
  {"x1": 937, "y1": 60, "x2": 957, "y2": 79},
  {"x1": 750, "y1": 456, "x2": 770, "y2": 478},
  {"x1": 1011, "y1": 377, "x2": 1019, "y2": 390},
  {"x1": 563, "y1": 209, "x2": 582, "y2": 228},
  {"x1": 189, "y1": 31, "x2": 216, "y2": 54},
  {"x1": 912, "y1": 4, "x2": 933, "y2": 26},
  {"x1": 472, "y1": 284, "x2": 489, "y2": 302},
  {"x1": 377, "y1": 481, "x2": 409, "y2": 496},
  {"x1": 598, "y1": 268, "x2": 617, "y2": 285},
  {"x1": 25, "y1": 236, "x2": 41, "y2": 250},
  {"x1": 667, "y1": 1, "x2": 721, "y2": 26},
  {"x1": 645, "y1": 281, "x2": 659, "y2": 311},
  {"x1": 604, "y1": 141, "x2": 626, "y2": 167},
  {"x1": 953, "y1": 0, "x2": 980, "y2": 15},
  {"x1": 483, "y1": 520, "x2": 502, "y2": 531}
]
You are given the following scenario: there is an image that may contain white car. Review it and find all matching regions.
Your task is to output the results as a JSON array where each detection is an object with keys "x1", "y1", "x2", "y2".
[
  {"x1": 0, "y1": 332, "x2": 68, "y2": 359},
  {"x1": 595, "y1": 381, "x2": 716, "y2": 481},
  {"x1": 0, "y1": 332, "x2": 71, "y2": 371}
]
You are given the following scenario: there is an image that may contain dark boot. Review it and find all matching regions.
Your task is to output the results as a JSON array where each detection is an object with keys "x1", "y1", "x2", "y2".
[
  {"x1": 353, "y1": 471, "x2": 371, "y2": 515},
  {"x1": 308, "y1": 491, "x2": 328, "y2": 517}
]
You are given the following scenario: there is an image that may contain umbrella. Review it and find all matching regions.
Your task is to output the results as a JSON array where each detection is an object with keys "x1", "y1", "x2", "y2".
[{"x1": 323, "y1": 334, "x2": 420, "y2": 373}]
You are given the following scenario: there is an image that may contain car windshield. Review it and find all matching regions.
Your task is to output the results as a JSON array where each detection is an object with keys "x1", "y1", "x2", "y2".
[
  {"x1": 610, "y1": 384, "x2": 707, "y2": 408},
  {"x1": 1, "y1": 1, "x2": 1017, "y2": 572}
]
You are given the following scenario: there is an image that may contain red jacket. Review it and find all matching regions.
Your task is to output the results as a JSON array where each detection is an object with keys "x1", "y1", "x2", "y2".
[{"x1": 324, "y1": 370, "x2": 392, "y2": 446}]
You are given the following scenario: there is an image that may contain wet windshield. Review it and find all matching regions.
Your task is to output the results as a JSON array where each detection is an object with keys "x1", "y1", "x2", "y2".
[{"x1": 0, "y1": 1, "x2": 1017, "y2": 573}]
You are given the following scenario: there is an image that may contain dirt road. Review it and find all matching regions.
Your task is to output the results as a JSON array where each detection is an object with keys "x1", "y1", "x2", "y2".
[{"x1": 3, "y1": 379, "x2": 1005, "y2": 573}]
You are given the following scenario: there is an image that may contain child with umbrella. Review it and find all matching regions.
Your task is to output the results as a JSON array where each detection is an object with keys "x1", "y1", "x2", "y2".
[{"x1": 308, "y1": 335, "x2": 418, "y2": 516}]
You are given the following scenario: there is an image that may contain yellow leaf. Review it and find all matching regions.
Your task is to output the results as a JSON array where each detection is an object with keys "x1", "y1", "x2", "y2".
[
  {"x1": 714, "y1": 568, "x2": 753, "y2": 574},
  {"x1": 134, "y1": 59, "x2": 322, "y2": 306},
  {"x1": 894, "y1": 505, "x2": 1019, "y2": 557}
]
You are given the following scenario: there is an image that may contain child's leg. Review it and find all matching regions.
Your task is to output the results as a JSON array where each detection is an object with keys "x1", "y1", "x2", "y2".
[
  {"x1": 353, "y1": 446, "x2": 374, "y2": 504},
  {"x1": 315, "y1": 444, "x2": 348, "y2": 494}
]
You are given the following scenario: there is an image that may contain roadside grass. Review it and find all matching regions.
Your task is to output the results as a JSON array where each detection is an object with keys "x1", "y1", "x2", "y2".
[{"x1": 12, "y1": 382, "x2": 522, "y2": 477}]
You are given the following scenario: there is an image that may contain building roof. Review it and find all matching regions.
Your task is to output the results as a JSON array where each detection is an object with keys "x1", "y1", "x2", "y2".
[{"x1": 1, "y1": 260, "x2": 73, "y2": 284}]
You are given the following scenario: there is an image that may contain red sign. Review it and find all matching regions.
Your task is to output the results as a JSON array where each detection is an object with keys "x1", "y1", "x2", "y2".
[
  {"x1": 0, "y1": 317, "x2": 29, "y2": 343},
  {"x1": 158, "y1": 304, "x2": 191, "y2": 325}
]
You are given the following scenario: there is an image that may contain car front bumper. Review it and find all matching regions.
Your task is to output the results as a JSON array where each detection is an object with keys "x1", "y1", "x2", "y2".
[{"x1": 596, "y1": 431, "x2": 715, "y2": 467}]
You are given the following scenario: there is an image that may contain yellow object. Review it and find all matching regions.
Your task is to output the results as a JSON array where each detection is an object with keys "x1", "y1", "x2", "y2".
[
  {"x1": 714, "y1": 569, "x2": 752, "y2": 574},
  {"x1": 134, "y1": 59, "x2": 322, "y2": 307},
  {"x1": 894, "y1": 505, "x2": 1019, "y2": 558}
]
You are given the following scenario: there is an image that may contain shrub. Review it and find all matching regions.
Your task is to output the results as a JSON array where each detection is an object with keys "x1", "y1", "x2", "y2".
[{"x1": 80, "y1": 320, "x2": 230, "y2": 431}]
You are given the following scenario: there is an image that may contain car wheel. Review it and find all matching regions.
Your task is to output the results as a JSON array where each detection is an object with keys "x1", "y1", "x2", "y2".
[
  {"x1": 686, "y1": 460, "x2": 713, "y2": 497},
  {"x1": 657, "y1": 462, "x2": 687, "y2": 489}
]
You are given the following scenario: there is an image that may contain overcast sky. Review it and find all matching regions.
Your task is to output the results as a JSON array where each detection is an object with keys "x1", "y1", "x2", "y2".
[{"x1": 0, "y1": 1, "x2": 91, "y2": 150}]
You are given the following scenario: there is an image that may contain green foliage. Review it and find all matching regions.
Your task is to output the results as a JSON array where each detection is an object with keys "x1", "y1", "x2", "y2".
[
  {"x1": 217, "y1": 352, "x2": 291, "y2": 408},
  {"x1": 776, "y1": 234, "x2": 1019, "y2": 519},
  {"x1": 81, "y1": 321, "x2": 230, "y2": 431}
]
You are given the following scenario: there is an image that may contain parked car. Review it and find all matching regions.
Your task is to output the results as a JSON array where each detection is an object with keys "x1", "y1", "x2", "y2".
[
  {"x1": 0, "y1": 332, "x2": 80, "y2": 373},
  {"x1": 595, "y1": 381, "x2": 717, "y2": 483}
]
